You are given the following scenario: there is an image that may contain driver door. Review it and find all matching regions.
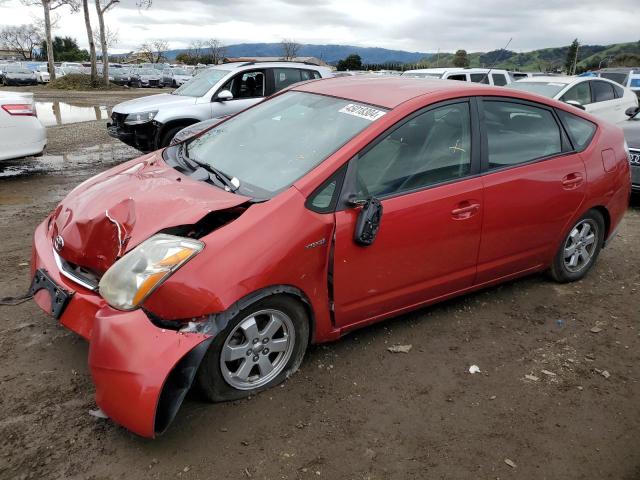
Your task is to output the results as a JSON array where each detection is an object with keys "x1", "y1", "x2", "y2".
[
  {"x1": 332, "y1": 100, "x2": 483, "y2": 328},
  {"x1": 211, "y1": 69, "x2": 266, "y2": 117}
]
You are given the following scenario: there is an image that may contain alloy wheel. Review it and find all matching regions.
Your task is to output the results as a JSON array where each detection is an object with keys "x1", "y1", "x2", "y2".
[
  {"x1": 563, "y1": 219, "x2": 598, "y2": 273},
  {"x1": 219, "y1": 309, "x2": 295, "y2": 390}
]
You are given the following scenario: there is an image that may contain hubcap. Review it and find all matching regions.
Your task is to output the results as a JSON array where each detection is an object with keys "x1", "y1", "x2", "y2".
[
  {"x1": 563, "y1": 219, "x2": 598, "y2": 273},
  {"x1": 219, "y1": 309, "x2": 295, "y2": 390}
]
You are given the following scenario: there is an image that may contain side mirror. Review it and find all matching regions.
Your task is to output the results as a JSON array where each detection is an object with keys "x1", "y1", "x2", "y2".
[
  {"x1": 625, "y1": 106, "x2": 639, "y2": 118},
  {"x1": 565, "y1": 100, "x2": 586, "y2": 111},
  {"x1": 215, "y1": 89, "x2": 233, "y2": 101},
  {"x1": 351, "y1": 196, "x2": 383, "y2": 246}
]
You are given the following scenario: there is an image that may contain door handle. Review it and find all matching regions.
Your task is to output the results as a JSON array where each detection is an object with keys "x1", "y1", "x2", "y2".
[
  {"x1": 562, "y1": 173, "x2": 584, "y2": 189},
  {"x1": 451, "y1": 201, "x2": 480, "y2": 220}
]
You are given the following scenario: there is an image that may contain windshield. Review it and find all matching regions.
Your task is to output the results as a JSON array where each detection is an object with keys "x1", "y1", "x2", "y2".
[
  {"x1": 506, "y1": 81, "x2": 568, "y2": 98},
  {"x1": 173, "y1": 68, "x2": 230, "y2": 97},
  {"x1": 7, "y1": 66, "x2": 32, "y2": 74},
  {"x1": 138, "y1": 69, "x2": 157, "y2": 75},
  {"x1": 172, "y1": 69, "x2": 188, "y2": 75},
  {"x1": 187, "y1": 91, "x2": 386, "y2": 198}
]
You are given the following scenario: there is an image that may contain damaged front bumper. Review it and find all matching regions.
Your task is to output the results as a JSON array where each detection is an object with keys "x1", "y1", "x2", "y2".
[
  {"x1": 107, "y1": 114, "x2": 156, "y2": 152},
  {"x1": 30, "y1": 219, "x2": 212, "y2": 438}
]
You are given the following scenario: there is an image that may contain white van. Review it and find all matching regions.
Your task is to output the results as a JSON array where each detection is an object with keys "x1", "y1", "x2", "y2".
[{"x1": 402, "y1": 67, "x2": 512, "y2": 86}]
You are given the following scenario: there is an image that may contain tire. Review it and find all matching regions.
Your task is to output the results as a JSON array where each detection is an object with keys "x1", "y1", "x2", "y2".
[
  {"x1": 196, "y1": 295, "x2": 309, "y2": 402},
  {"x1": 158, "y1": 125, "x2": 186, "y2": 148},
  {"x1": 549, "y1": 209, "x2": 605, "y2": 283}
]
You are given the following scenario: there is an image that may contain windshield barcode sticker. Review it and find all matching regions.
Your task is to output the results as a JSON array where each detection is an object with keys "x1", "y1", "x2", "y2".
[{"x1": 339, "y1": 104, "x2": 386, "y2": 121}]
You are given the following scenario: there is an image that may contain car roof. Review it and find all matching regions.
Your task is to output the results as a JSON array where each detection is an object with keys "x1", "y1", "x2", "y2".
[
  {"x1": 293, "y1": 76, "x2": 505, "y2": 109},
  {"x1": 218, "y1": 61, "x2": 330, "y2": 71},
  {"x1": 515, "y1": 75, "x2": 576, "y2": 84}
]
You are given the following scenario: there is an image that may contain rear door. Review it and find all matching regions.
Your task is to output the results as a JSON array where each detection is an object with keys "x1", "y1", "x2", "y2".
[
  {"x1": 476, "y1": 98, "x2": 586, "y2": 284},
  {"x1": 586, "y1": 80, "x2": 621, "y2": 123},
  {"x1": 332, "y1": 99, "x2": 483, "y2": 327}
]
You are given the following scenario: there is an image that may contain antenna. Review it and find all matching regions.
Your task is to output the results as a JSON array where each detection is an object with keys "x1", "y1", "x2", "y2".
[{"x1": 481, "y1": 37, "x2": 513, "y2": 84}]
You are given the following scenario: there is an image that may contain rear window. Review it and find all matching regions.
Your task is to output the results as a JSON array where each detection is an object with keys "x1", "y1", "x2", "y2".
[{"x1": 557, "y1": 110, "x2": 596, "y2": 152}]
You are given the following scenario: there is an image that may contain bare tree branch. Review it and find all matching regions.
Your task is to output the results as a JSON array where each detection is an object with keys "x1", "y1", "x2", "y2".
[
  {"x1": 206, "y1": 38, "x2": 226, "y2": 65},
  {"x1": 139, "y1": 39, "x2": 168, "y2": 63},
  {"x1": 0, "y1": 24, "x2": 42, "y2": 60},
  {"x1": 281, "y1": 38, "x2": 301, "y2": 61}
]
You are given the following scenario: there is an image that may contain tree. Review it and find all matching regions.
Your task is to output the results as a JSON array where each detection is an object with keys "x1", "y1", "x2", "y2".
[
  {"x1": 95, "y1": 0, "x2": 151, "y2": 86},
  {"x1": 139, "y1": 40, "x2": 168, "y2": 63},
  {"x1": 452, "y1": 49, "x2": 470, "y2": 68},
  {"x1": 281, "y1": 38, "x2": 300, "y2": 61},
  {"x1": 40, "y1": 36, "x2": 89, "y2": 61},
  {"x1": 0, "y1": 24, "x2": 42, "y2": 60},
  {"x1": 21, "y1": 0, "x2": 80, "y2": 80},
  {"x1": 205, "y1": 38, "x2": 225, "y2": 65},
  {"x1": 81, "y1": 0, "x2": 97, "y2": 83},
  {"x1": 187, "y1": 39, "x2": 204, "y2": 62},
  {"x1": 565, "y1": 38, "x2": 579, "y2": 75},
  {"x1": 336, "y1": 54, "x2": 362, "y2": 71},
  {"x1": 611, "y1": 53, "x2": 640, "y2": 67}
]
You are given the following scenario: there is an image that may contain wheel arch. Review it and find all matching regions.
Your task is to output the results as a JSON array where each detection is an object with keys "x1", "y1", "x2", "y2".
[
  {"x1": 155, "y1": 118, "x2": 202, "y2": 147},
  {"x1": 181, "y1": 284, "x2": 317, "y2": 345},
  {"x1": 589, "y1": 205, "x2": 611, "y2": 245}
]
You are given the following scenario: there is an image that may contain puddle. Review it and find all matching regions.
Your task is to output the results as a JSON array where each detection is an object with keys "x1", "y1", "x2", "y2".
[
  {"x1": 0, "y1": 143, "x2": 137, "y2": 179},
  {"x1": 35, "y1": 101, "x2": 113, "y2": 126}
]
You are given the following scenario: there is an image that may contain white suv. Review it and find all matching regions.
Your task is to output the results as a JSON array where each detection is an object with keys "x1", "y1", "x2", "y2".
[
  {"x1": 108, "y1": 61, "x2": 333, "y2": 151},
  {"x1": 402, "y1": 68, "x2": 512, "y2": 86}
]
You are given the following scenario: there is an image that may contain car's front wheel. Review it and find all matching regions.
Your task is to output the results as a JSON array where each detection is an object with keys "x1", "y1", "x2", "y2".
[
  {"x1": 196, "y1": 295, "x2": 309, "y2": 402},
  {"x1": 550, "y1": 209, "x2": 605, "y2": 283}
]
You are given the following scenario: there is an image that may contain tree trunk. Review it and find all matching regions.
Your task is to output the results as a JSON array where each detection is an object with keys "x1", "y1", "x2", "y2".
[
  {"x1": 43, "y1": 1, "x2": 56, "y2": 81},
  {"x1": 83, "y1": 0, "x2": 97, "y2": 84},
  {"x1": 95, "y1": 0, "x2": 109, "y2": 87}
]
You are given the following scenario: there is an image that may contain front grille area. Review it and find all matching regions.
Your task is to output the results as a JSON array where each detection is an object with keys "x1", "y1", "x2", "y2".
[
  {"x1": 54, "y1": 250, "x2": 100, "y2": 291},
  {"x1": 630, "y1": 149, "x2": 640, "y2": 166},
  {"x1": 111, "y1": 112, "x2": 127, "y2": 128},
  {"x1": 148, "y1": 79, "x2": 159, "y2": 86}
]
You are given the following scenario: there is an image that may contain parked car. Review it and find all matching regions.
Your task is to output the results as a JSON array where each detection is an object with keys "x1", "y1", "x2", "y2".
[
  {"x1": 508, "y1": 76, "x2": 639, "y2": 124},
  {"x1": 597, "y1": 67, "x2": 640, "y2": 98},
  {"x1": 32, "y1": 77, "x2": 629, "y2": 437},
  {"x1": 111, "y1": 68, "x2": 133, "y2": 86},
  {"x1": 0, "y1": 65, "x2": 38, "y2": 86},
  {"x1": 402, "y1": 68, "x2": 512, "y2": 86},
  {"x1": 108, "y1": 61, "x2": 333, "y2": 151},
  {"x1": 33, "y1": 64, "x2": 50, "y2": 84},
  {"x1": 161, "y1": 68, "x2": 193, "y2": 87},
  {"x1": 130, "y1": 68, "x2": 163, "y2": 88},
  {"x1": 170, "y1": 116, "x2": 229, "y2": 145},
  {"x1": 0, "y1": 91, "x2": 46, "y2": 161},
  {"x1": 621, "y1": 106, "x2": 640, "y2": 191}
]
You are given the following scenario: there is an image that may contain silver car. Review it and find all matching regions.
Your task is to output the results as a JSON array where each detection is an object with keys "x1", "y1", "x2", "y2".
[
  {"x1": 162, "y1": 68, "x2": 193, "y2": 88},
  {"x1": 108, "y1": 61, "x2": 333, "y2": 151},
  {"x1": 130, "y1": 68, "x2": 163, "y2": 88}
]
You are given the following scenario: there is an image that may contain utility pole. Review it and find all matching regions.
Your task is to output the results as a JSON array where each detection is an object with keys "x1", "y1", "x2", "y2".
[
  {"x1": 436, "y1": 48, "x2": 440, "y2": 67},
  {"x1": 571, "y1": 43, "x2": 580, "y2": 75}
]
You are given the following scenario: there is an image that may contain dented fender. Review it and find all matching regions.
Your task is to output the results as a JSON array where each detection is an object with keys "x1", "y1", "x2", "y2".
[{"x1": 88, "y1": 307, "x2": 212, "y2": 438}]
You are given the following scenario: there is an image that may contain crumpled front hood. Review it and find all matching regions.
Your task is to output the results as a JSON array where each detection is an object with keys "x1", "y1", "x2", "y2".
[
  {"x1": 51, "y1": 152, "x2": 249, "y2": 274},
  {"x1": 113, "y1": 93, "x2": 196, "y2": 114}
]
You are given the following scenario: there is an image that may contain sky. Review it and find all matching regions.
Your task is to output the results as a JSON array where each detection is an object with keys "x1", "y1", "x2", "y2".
[{"x1": 0, "y1": 0, "x2": 638, "y2": 54}]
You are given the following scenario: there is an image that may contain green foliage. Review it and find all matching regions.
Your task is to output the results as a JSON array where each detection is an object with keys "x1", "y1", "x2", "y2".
[
  {"x1": 47, "y1": 73, "x2": 122, "y2": 90},
  {"x1": 337, "y1": 54, "x2": 363, "y2": 71},
  {"x1": 452, "y1": 49, "x2": 470, "y2": 68},
  {"x1": 565, "y1": 39, "x2": 580, "y2": 74},
  {"x1": 39, "y1": 36, "x2": 89, "y2": 62}
]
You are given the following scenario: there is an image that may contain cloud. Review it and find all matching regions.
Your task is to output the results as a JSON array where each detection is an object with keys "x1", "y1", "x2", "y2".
[{"x1": 0, "y1": 0, "x2": 637, "y2": 54}]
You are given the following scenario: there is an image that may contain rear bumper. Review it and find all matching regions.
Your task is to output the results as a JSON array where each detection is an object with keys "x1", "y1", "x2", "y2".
[
  {"x1": 30, "y1": 219, "x2": 212, "y2": 437},
  {"x1": 0, "y1": 118, "x2": 47, "y2": 161}
]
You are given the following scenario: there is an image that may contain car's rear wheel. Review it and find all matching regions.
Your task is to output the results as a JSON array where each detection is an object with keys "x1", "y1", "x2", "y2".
[
  {"x1": 196, "y1": 295, "x2": 309, "y2": 402},
  {"x1": 550, "y1": 210, "x2": 605, "y2": 283}
]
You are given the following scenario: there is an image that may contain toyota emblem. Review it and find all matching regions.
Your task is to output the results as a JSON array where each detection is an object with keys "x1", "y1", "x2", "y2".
[{"x1": 54, "y1": 235, "x2": 65, "y2": 252}]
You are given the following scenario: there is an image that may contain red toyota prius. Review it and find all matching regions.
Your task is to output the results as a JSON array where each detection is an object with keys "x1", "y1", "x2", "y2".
[{"x1": 29, "y1": 77, "x2": 630, "y2": 437}]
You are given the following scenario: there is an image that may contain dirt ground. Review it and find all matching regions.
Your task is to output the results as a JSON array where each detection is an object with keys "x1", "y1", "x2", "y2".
[{"x1": 0, "y1": 87, "x2": 639, "y2": 480}]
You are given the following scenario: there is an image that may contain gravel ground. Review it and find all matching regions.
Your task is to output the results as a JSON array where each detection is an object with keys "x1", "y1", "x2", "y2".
[{"x1": 0, "y1": 88, "x2": 639, "y2": 480}]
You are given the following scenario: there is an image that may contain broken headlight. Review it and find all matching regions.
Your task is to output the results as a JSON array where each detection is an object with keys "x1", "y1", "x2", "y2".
[
  {"x1": 99, "y1": 234, "x2": 203, "y2": 311},
  {"x1": 124, "y1": 110, "x2": 158, "y2": 125}
]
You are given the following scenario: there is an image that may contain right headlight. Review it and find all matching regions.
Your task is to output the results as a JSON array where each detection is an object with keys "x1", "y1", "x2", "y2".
[
  {"x1": 99, "y1": 234, "x2": 203, "y2": 311},
  {"x1": 124, "y1": 110, "x2": 158, "y2": 125}
]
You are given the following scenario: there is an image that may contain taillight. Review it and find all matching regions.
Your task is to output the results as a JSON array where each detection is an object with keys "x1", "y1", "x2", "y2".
[{"x1": 1, "y1": 103, "x2": 36, "y2": 116}]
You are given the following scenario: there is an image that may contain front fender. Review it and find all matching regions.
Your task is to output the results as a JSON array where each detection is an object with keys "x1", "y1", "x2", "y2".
[{"x1": 88, "y1": 307, "x2": 212, "y2": 438}]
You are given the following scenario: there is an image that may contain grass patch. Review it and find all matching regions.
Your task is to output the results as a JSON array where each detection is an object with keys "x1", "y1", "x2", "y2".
[{"x1": 47, "y1": 74, "x2": 125, "y2": 91}]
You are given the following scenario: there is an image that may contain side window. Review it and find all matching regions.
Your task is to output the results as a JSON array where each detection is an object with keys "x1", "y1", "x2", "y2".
[
  {"x1": 447, "y1": 74, "x2": 467, "y2": 82},
  {"x1": 561, "y1": 82, "x2": 591, "y2": 105},
  {"x1": 591, "y1": 81, "x2": 615, "y2": 102},
  {"x1": 300, "y1": 69, "x2": 320, "y2": 81},
  {"x1": 556, "y1": 110, "x2": 597, "y2": 152},
  {"x1": 491, "y1": 74, "x2": 508, "y2": 86},
  {"x1": 220, "y1": 70, "x2": 265, "y2": 99},
  {"x1": 355, "y1": 102, "x2": 472, "y2": 197},
  {"x1": 483, "y1": 101, "x2": 562, "y2": 170},
  {"x1": 612, "y1": 84, "x2": 625, "y2": 98},
  {"x1": 273, "y1": 68, "x2": 303, "y2": 92},
  {"x1": 470, "y1": 73, "x2": 489, "y2": 84},
  {"x1": 307, "y1": 166, "x2": 347, "y2": 213}
]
